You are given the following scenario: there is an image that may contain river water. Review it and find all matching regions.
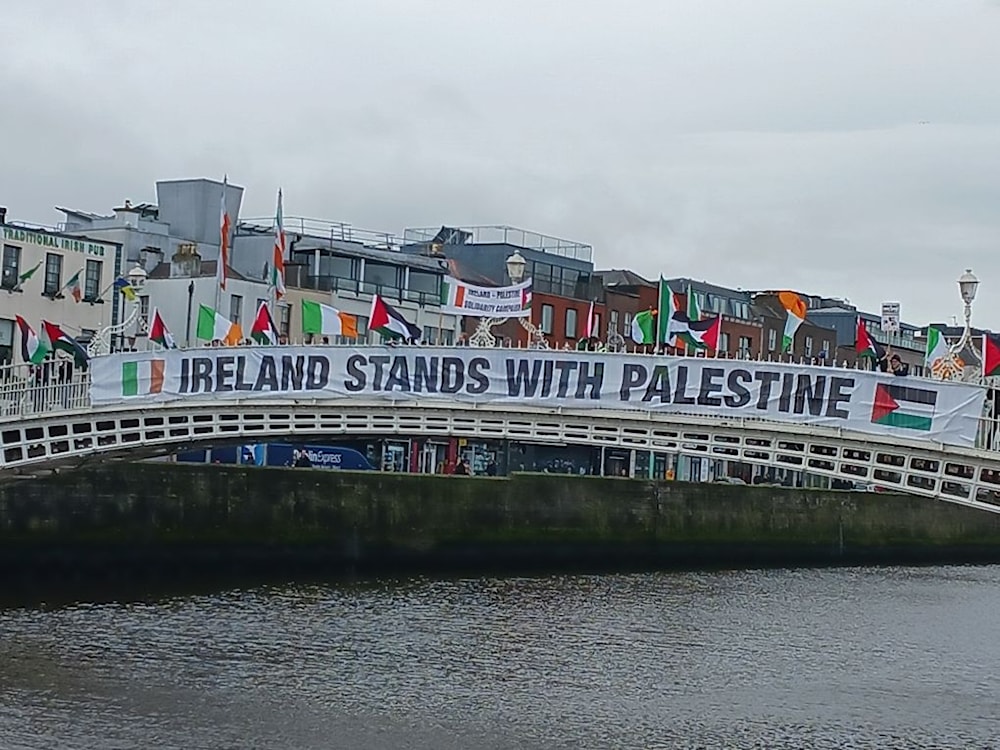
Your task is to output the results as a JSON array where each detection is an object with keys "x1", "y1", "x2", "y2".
[{"x1": 1, "y1": 565, "x2": 998, "y2": 749}]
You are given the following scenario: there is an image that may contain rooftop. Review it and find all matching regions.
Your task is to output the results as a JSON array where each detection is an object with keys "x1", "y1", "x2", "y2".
[{"x1": 402, "y1": 225, "x2": 593, "y2": 263}]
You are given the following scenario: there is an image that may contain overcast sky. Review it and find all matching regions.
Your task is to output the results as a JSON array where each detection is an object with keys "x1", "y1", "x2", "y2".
[{"x1": 3, "y1": 0, "x2": 999, "y2": 326}]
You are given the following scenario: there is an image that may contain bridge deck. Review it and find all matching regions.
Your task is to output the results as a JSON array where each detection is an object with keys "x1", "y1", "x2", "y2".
[{"x1": 3, "y1": 348, "x2": 1000, "y2": 513}]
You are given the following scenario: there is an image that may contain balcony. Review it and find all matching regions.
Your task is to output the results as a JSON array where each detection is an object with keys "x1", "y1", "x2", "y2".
[{"x1": 299, "y1": 275, "x2": 441, "y2": 307}]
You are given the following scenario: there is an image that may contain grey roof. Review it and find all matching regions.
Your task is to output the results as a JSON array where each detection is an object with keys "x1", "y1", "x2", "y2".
[
  {"x1": 596, "y1": 269, "x2": 655, "y2": 288},
  {"x1": 148, "y1": 260, "x2": 251, "y2": 281}
]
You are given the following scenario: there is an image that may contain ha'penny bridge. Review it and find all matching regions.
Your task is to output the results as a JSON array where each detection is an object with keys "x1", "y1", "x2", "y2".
[{"x1": 4, "y1": 345, "x2": 1000, "y2": 514}]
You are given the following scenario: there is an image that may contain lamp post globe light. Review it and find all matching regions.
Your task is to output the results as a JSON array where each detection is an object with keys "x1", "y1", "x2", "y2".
[{"x1": 951, "y1": 268, "x2": 979, "y2": 355}]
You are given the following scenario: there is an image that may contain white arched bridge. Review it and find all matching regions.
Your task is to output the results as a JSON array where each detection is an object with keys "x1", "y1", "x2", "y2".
[{"x1": 4, "y1": 345, "x2": 1000, "y2": 513}]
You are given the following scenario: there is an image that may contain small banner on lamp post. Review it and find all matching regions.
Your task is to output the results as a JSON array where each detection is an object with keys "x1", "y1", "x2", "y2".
[{"x1": 880, "y1": 302, "x2": 900, "y2": 333}]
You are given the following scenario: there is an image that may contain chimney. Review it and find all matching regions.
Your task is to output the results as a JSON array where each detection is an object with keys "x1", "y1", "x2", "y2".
[
  {"x1": 170, "y1": 242, "x2": 202, "y2": 279},
  {"x1": 0, "y1": 207, "x2": 6, "y2": 225}
]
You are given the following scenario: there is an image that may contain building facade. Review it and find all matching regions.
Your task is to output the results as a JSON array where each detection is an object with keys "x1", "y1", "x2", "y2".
[
  {"x1": 0, "y1": 218, "x2": 123, "y2": 364},
  {"x1": 403, "y1": 225, "x2": 600, "y2": 349}
]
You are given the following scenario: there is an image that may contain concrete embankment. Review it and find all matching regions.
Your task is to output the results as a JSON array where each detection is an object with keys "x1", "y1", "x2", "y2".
[{"x1": 2, "y1": 464, "x2": 1000, "y2": 581}]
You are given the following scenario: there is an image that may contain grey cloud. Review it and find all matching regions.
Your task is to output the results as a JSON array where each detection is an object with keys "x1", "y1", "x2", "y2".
[{"x1": 2, "y1": 0, "x2": 999, "y2": 327}]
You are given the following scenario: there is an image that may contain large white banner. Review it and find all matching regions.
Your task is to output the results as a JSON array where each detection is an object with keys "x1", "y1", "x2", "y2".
[
  {"x1": 90, "y1": 347, "x2": 987, "y2": 448},
  {"x1": 440, "y1": 276, "x2": 532, "y2": 318}
]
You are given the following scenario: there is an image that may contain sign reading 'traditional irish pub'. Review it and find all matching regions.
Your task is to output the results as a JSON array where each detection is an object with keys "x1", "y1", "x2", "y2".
[{"x1": 90, "y1": 347, "x2": 987, "y2": 448}]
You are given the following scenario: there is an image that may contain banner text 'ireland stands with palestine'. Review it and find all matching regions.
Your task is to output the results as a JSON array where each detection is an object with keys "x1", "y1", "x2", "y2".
[{"x1": 90, "y1": 347, "x2": 986, "y2": 448}]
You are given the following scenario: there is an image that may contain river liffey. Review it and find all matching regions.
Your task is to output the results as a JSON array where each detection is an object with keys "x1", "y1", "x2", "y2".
[{"x1": 2, "y1": 566, "x2": 999, "y2": 749}]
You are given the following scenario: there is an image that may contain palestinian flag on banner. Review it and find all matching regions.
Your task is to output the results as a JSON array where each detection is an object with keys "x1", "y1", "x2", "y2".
[
  {"x1": 370, "y1": 295, "x2": 421, "y2": 342},
  {"x1": 250, "y1": 301, "x2": 280, "y2": 345},
  {"x1": 15, "y1": 316, "x2": 50, "y2": 364},
  {"x1": 41, "y1": 320, "x2": 89, "y2": 366},
  {"x1": 983, "y1": 332, "x2": 1000, "y2": 377},
  {"x1": 870, "y1": 382, "x2": 936, "y2": 432},
  {"x1": 856, "y1": 317, "x2": 886, "y2": 360},
  {"x1": 148, "y1": 308, "x2": 176, "y2": 349}
]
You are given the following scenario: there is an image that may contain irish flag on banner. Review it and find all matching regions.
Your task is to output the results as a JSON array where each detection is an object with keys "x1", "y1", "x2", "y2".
[
  {"x1": 370, "y1": 295, "x2": 421, "y2": 341},
  {"x1": 122, "y1": 359, "x2": 165, "y2": 397},
  {"x1": 148, "y1": 308, "x2": 176, "y2": 349},
  {"x1": 301, "y1": 300, "x2": 358, "y2": 338},
  {"x1": 196, "y1": 304, "x2": 243, "y2": 345},
  {"x1": 15, "y1": 316, "x2": 49, "y2": 364}
]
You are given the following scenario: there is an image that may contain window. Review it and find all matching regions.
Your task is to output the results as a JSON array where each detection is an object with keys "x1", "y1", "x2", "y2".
[
  {"x1": 409, "y1": 271, "x2": 440, "y2": 297},
  {"x1": 84, "y1": 259, "x2": 102, "y2": 300},
  {"x1": 422, "y1": 326, "x2": 455, "y2": 345},
  {"x1": 805, "y1": 336, "x2": 813, "y2": 356},
  {"x1": 610, "y1": 310, "x2": 619, "y2": 332},
  {"x1": 318, "y1": 254, "x2": 357, "y2": 280},
  {"x1": 0, "y1": 318, "x2": 13, "y2": 365},
  {"x1": 230, "y1": 294, "x2": 243, "y2": 324},
  {"x1": 278, "y1": 304, "x2": 291, "y2": 336},
  {"x1": 738, "y1": 336, "x2": 752, "y2": 356},
  {"x1": 363, "y1": 261, "x2": 401, "y2": 289},
  {"x1": 540, "y1": 304, "x2": 554, "y2": 335},
  {"x1": 593, "y1": 314, "x2": 602, "y2": 338},
  {"x1": 719, "y1": 332, "x2": 730, "y2": 353},
  {"x1": 44, "y1": 253, "x2": 62, "y2": 295},
  {"x1": 2, "y1": 245, "x2": 20, "y2": 290},
  {"x1": 767, "y1": 329, "x2": 777, "y2": 351},
  {"x1": 565, "y1": 308, "x2": 578, "y2": 338},
  {"x1": 139, "y1": 295, "x2": 150, "y2": 322}
]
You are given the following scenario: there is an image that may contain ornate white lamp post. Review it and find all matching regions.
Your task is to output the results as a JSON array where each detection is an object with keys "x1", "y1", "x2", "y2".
[
  {"x1": 952, "y1": 268, "x2": 979, "y2": 354},
  {"x1": 932, "y1": 269, "x2": 980, "y2": 381},
  {"x1": 469, "y1": 250, "x2": 548, "y2": 348}
]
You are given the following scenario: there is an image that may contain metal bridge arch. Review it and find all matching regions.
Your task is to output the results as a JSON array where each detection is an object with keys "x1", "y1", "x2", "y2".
[{"x1": 4, "y1": 398, "x2": 1000, "y2": 514}]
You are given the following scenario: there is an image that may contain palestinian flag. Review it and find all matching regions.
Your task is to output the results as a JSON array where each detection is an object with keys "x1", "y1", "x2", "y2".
[
  {"x1": 983, "y1": 332, "x2": 1000, "y2": 377},
  {"x1": 670, "y1": 314, "x2": 722, "y2": 350},
  {"x1": 148, "y1": 308, "x2": 176, "y2": 349},
  {"x1": 856, "y1": 317, "x2": 886, "y2": 360},
  {"x1": 631, "y1": 309, "x2": 657, "y2": 344},
  {"x1": 370, "y1": 295, "x2": 421, "y2": 341},
  {"x1": 250, "y1": 301, "x2": 280, "y2": 345},
  {"x1": 41, "y1": 320, "x2": 89, "y2": 366},
  {"x1": 15, "y1": 316, "x2": 50, "y2": 364},
  {"x1": 870, "y1": 382, "x2": 936, "y2": 432}
]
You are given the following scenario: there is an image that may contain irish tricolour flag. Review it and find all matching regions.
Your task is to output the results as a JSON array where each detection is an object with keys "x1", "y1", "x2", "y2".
[
  {"x1": 122, "y1": 359, "x2": 165, "y2": 397},
  {"x1": 870, "y1": 383, "x2": 936, "y2": 432},
  {"x1": 196, "y1": 304, "x2": 242, "y2": 345},
  {"x1": 301, "y1": 300, "x2": 358, "y2": 338}
]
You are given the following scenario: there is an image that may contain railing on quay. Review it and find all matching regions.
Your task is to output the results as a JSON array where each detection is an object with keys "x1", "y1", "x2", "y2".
[{"x1": 4, "y1": 343, "x2": 999, "y2": 455}]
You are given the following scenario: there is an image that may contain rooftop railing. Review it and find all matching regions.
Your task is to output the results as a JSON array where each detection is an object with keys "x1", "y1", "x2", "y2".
[
  {"x1": 239, "y1": 216, "x2": 404, "y2": 252},
  {"x1": 402, "y1": 225, "x2": 594, "y2": 262}
]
